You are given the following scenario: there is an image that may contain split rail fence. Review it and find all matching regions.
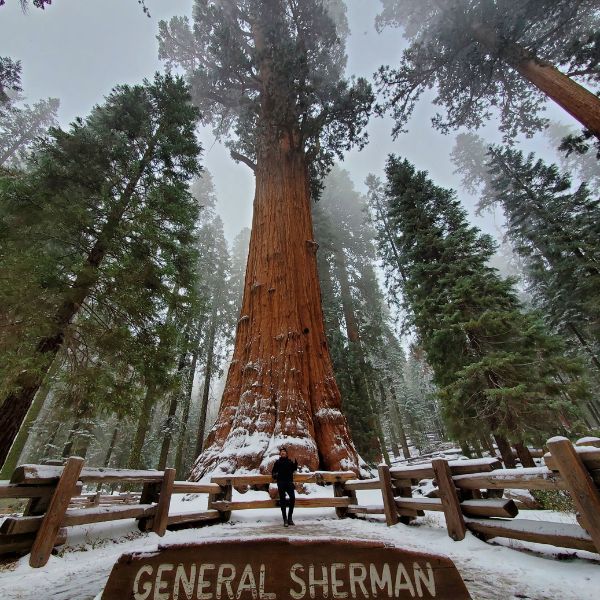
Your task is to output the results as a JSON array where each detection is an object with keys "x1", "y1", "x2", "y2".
[{"x1": 1, "y1": 436, "x2": 599, "y2": 568}]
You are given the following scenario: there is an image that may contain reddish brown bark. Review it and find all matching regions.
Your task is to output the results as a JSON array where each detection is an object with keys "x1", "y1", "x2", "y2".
[
  {"x1": 191, "y1": 136, "x2": 359, "y2": 478},
  {"x1": 471, "y1": 22, "x2": 600, "y2": 139}
]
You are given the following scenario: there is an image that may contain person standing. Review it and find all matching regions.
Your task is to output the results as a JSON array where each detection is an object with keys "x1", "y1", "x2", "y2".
[{"x1": 271, "y1": 447, "x2": 298, "y2": 527}]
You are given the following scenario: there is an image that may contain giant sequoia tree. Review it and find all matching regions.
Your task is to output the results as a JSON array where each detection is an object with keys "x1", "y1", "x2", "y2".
[
  {"x1": 159, "y1": 0, "x2": 373, "y2": 475},
  {"x1": 376, "y1": 0, "x2": 600, "y2": 140}
]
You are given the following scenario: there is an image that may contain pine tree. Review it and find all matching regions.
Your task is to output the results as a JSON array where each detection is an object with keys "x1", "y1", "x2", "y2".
[
  {"x1": 381, "y1": 156, "x2": 587, "y2": 453},
  {"x1": 452, "y1": 134, "x2": 600, "y2": 384},
  {"x1": 376, "y1": 0, "x2": 600, "y2": 140},
  {"x1": 160, "y1": 0, "x2": 373, "y2": 475},
  {"x1": 0, "y1": 97, "x2": 59, "y2": 167},
  {"x1": 0, "y1": 56, "x2": 21, "y2": 107},
  {"x1": 0, "y1": 73, "x2": 202, "y2": 466}
]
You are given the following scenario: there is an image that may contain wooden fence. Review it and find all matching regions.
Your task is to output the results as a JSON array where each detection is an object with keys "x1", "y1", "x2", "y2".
[{"x1": 1, "y1": 436, "x2": 599, "y2": 568}]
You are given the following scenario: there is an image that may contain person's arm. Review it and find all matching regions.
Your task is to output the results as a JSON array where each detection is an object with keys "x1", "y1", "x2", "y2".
[
  {"x1": 293, "y1": 458, "x2": 298, "y2": 472},
  {"x1": 272, "y1": 460, "x2": 278, "y2": 481}
]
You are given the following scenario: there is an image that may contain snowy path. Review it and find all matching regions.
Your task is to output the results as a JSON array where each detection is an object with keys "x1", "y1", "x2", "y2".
[{"x1": 1, "y1": 492, "x2": 599, "y2": 599}]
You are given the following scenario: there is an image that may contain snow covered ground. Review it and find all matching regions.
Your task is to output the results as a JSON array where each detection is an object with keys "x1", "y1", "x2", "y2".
[{"x1": 1, "y1": 489, "x2": 598, "y2": 600}]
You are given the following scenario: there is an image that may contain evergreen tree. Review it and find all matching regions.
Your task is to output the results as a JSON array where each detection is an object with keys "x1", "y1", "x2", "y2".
[
  {"x1": 0, "y1": 56, "x2": 21, "y2": 107},
  {"x1": 160, "y1": 0, "x2": 373, "y2": 476},
  {"x1": 0, "y1": 96, "x2": 59, "y2": 167},
  {"x1": 0, "y1": 73, "x2": 202, "y2": 466},
  {"x1": 452, "y1": 134, "x2": 600, "y2": 386},
  {"x1": 380, "y1": 156, "x2": 587, "y2": 456},
  {"x1": 376, "y1": 0, "x2": 600, "y2": 140}
]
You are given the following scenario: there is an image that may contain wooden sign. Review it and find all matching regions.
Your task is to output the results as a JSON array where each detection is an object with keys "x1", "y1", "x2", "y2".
[{"x1": 101, "y1": 536, "x2": 471, "y2": 599}]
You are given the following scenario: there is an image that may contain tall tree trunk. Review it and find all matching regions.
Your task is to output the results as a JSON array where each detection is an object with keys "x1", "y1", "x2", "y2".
[
  {"x1": 42, "y1": 421, "x2": 61, "y2": 460},
  {"x1": 0, "y1": 143, "x2": 156, "y2": 465},
  {"x1": 385, "y1": 379, "x2": 410, "y2": 460},
  {"x1": 61, "y1": 419, "x2": 80, "y2": 459},
  {"x1": 96, "y1": 426, "x2": 119, "y2": 492},
  {"x1": 567, "y1": 322, "x2": 600, "y2": 372},
  {"x1": 0, "y1": 358, "x2": 57, "y2": 478},
  {"x1": 195, "y1": 304, "x2": 218, "y2": 457},
  {"x1": 494, "y1": 434, "x2": 517, "y2": 468},
  {"x1": 514, "y1": 441, "x2": 536, "y2": 468},
  {"x1": 175, "y1": 327, "x2": 202, "y2": 478},
  {"x1": 471, "y1": 22, "x2": 600, "y2": 139},
  {"x1": 157, "y1": 346, "x2": 189, "y2": 470},
  {"x1": 334, "y1": 249, "x2": 381, "y2": 462},
  {"x1": 191, "y1": 134, "x2": 359, "y2": 478},
  {"x1": 127, "y1": 384, "x2": 158, "y2": 469}
]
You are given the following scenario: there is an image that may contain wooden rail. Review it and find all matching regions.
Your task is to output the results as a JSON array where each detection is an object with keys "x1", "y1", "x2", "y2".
[
  {"x1": 365, "y1": 436, "x2": 600, "y2": 556},
  {"x1": 0, "y1": 463, "x2": 358, "y2": 566},
  {"x1": 1, "y1": 437, "x2": 598, "y2": 566}
]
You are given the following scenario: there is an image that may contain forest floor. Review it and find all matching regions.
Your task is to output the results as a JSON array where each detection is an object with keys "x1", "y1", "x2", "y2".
[{"x1": 0, "y1": 488, "x2": 599, "y2": 599}]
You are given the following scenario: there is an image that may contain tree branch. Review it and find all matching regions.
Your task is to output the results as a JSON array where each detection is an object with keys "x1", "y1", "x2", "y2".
[{"x1": 230, "y1": 150, "x2": 256, "y2": 172}]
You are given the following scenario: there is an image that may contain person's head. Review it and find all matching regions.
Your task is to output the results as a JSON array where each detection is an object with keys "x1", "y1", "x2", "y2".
[{"x1": 279, "y1": 447, "x2": 288, "y2": 458}]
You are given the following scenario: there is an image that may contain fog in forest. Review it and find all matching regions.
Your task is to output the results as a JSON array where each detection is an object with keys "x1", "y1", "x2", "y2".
[{"x1": 1, "y1": 0, "x2": 599, "y2": 478}]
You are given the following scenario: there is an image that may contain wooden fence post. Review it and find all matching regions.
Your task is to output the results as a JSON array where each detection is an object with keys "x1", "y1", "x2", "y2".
[
  {"x1": 378, "y1": 464, "x2": 399, "y2": 527},
  {"x1": 138, "y1": 481, "x2": 161, "y2": 532},
  {"x1": 547, "y1": 437, "x2": 600, "y2": 553},
  {"x1": 334, "y1": 476, "x2": 357, "y2": 519},
  {"x1": 209, "y1": 479, "x2": 233, "y2": 522},
  {"x1": 152, "y1": 468, "x2": 175, "y2": 536},
  {"x1": 432, "y1": 458, "x2": 466, "y2": 541},
  {"x1": 29, "y1": 456, "x2": 84, "y2": 567}
]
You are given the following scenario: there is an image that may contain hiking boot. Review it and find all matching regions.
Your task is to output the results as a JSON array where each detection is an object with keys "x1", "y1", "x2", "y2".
[
  {"x1": 283, "y1": 518, "x2": 289, "y2": 527},
  {"x1": 288, "y1": 519, "x2": 295, "y2": 526}
]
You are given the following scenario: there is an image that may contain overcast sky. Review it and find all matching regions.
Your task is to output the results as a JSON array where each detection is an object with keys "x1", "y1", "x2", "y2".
[{"x1": 0, "y1": 0, "x2": 579, "y2": 242}]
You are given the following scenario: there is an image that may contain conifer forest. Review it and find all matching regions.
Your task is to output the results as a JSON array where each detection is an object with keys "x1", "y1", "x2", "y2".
[{"x1": 1, "y1": 0, "x2": 599, "y2": 485}]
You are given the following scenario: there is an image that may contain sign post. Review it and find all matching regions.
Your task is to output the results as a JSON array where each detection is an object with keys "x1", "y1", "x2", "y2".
[{"x1": 101, "y1": 536, "x2": 471, "y2": 599}]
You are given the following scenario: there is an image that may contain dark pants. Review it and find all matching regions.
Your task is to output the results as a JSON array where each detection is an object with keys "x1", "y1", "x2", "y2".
[{"x1": 277, "y1": 481, "x2": 295, "y2": 520}]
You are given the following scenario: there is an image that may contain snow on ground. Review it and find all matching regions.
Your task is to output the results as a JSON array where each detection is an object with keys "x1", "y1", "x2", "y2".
[{"x1": 1, "y1": 489, "x2": 598, "y2": 600}]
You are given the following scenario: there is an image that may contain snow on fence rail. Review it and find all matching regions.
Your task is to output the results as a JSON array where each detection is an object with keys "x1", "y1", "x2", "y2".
[{"x1": 1, "y1": 436, "x2": 599, "y2": 568}]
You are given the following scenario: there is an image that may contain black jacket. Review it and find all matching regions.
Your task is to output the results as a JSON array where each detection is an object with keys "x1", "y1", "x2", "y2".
[{"x1": 271, "y1": 457, "x2": 298, "y2": 484}]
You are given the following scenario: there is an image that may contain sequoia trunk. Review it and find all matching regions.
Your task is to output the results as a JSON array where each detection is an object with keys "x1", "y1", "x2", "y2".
[
  {"x1": 471, "y1": 22, "x2": 600, "y2": 140},
  {"x1": 191, "y1": 137, "x2": 359, "y2": 477}
]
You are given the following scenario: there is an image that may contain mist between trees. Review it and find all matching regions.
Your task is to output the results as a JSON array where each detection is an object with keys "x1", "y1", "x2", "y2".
[{"x1": 1, "y1": 0, "x2": 599, "y2": 479}]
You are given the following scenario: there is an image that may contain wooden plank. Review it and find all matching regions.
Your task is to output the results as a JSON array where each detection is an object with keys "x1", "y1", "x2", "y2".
[
  {"x1": 152, "y1": 468, "x2": 175, "y2": 536},
  {"x1": 344, "y1": 479, "x2": 382, "y2": 491},
  {"x1": 347, "y1": 504, "x2": 385, "y2": 515},
  {"x1": 3, "y1": 504, "x2": 158, "y2": 535},
  {"x1": 390, "y1": 457, "x2": 502, "y2": 481},
  {"x1": 0, "y1": 484, "x2": 57, "y2": 499},
  {"x1": 452, "y1": 467, "x2": 567, "y2": 491},
  {"x1": 378, "y1": 464, "x2": 399, "y2": 527},
  {"x1": 137, "y1": 481, "x2": 161, "y2": 532},
  {"x1": 395, "y1": 496, "x2": 519, "y2": 519},
  {"x1": 0, "y1": 515, "x2": 43, "y2": 535},
  {"x1": 544, "y1": 445, "x2": 600, "y2": 471},
  {"x1": 432, "y1": 458, "x2": 466, "y2": 541},
  {"x1": 575, "y1": 437, "x2": 600, "y2": 448},
  {"x1": 64, "y1": 504, "x2": 156, "y2": 527},
  {"x1": 334, "y1": 475, "x2": 357, "y2": 518},
  {"x1": 29, "y1": 456, "x2": 84, "y2": 568},
  {"x1": 209, "y1": 471, "x2": 356, "y2": 486},
  {"x1": 172, "y1": 481, "x2": 221, "y2": 494},
  {"x1": 167, "y1": 510, "x2": 221, "y2": 526},
  {"x1": 11, "y1": 464, "x2": 164, "y2": 485},
  {"x1": 465, "y1": 517, "x2": 597, "y2": 553},
  {"x1": 547, "y1": 437, "x2": 600, "y2": 553},
  {"x1": 210, "y1": 497, "x2": 353, "y2": 511},
  {"x1": 0, "y1": 529, "x2": 67, "y2": 556},
  {"x1": 460, "y1": 499, "x2": 518, "y2": 519}
]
